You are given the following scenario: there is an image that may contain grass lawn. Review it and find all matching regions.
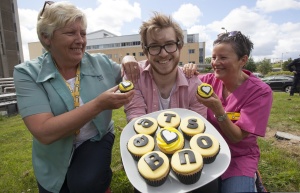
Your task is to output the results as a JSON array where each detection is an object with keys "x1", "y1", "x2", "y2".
[{"x1": 0, "y1": 92, "x2": 299, "y2": 192}]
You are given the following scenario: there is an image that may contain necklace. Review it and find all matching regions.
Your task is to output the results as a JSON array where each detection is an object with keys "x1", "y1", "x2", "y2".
[{"x1": 54, "y1": 60, "x2": 81, "y2": 135}]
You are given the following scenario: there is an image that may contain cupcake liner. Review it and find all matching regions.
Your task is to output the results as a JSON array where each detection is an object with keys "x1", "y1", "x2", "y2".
[
  {"x1": 138, "y1": 169, "x2": 170, "y2": 187},
  {"x1": 203, "y1": 145, "x2": 221, "y2": 164},
  {"x1": 174, "y1": 168, "x2": 203, "y2": 185},
  {"x1": 181, "y1": 126, "x2": 206, "y2": 140},
  {"x1": 134, "y1": 128, "x2": 156, "y2": 137},
  {"x1": 129, "y1": 152, "x2": 141, "y2": 161},
  {"x1": 182, "y1": 132, "x2": 192, "y2": 140}
]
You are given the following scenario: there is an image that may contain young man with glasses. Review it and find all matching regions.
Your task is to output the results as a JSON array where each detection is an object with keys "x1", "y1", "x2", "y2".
[
  {"x1": 123, "y1": 12, "x2": 207, "y2": 123},
  {"x1": 123, "y1": 12, "x2": 214, "y2": 193}
]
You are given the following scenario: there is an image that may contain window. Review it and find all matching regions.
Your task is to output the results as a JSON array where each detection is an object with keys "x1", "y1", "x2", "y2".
[
  {"x1": 139, "y1": 52, "x2": 144, "y2": 56},
  {"x1": 189, "y1": 49, "x2": 195, "y2": 54}
]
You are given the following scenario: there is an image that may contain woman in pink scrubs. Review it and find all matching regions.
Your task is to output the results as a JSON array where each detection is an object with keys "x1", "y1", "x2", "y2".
[{"x1": 185, "y1": 31, "x2": 272, "y2": 193}]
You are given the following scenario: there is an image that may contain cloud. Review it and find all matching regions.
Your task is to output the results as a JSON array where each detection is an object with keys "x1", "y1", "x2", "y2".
[
  {"x1": 256, "y1": 0, "x2": 300, "y2": 12},
  {"x1": 18, "y1": 0, "x2": 141, "y2": 61},
  {"x1": 83, "y1": 0, "x2": 141, "y2": 34},
  {"x1": 172, "y1": 4, "x2": 202, "y2": 28},
  {"x1": 184, "y1": 4, "x2": 300, "y2": 61},
  {"x1": 18, "y1": 9, "x2": 39, "y2": 61}
]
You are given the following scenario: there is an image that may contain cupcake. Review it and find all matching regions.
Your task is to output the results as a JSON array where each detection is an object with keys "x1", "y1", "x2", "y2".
[
  {"x1": 179, "y1": 116, "x2": 205, "y2": 140},
  {"x1": 157, "y1": 110, "x2": 181, "y2": 128},
  {"x1": 156, "y1": 126, "x2": 184, "y2": 156},
  {"x1": 119, "y1": 80, "x2": 134, "y2": 93},
  {"x1": 190, "y1": 133, "x2": 220, "y2": 164},
  {"x1": 171, "y1": 149, "x2": 203, "y2": 184},
  {"x1": 134, "y1": 117, "x2": 158, "y2": 136},
  {"x1": 197, "y1": 83, "x2": 213, "y2": 98},
  {"x1": 127, "y1": 134, "x2": 155, "y2": 161},
  {"x1": 137, "y1": 151, "x2": 170, "y2": 186}
]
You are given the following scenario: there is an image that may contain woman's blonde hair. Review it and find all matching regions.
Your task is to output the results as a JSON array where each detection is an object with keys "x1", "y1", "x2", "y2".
[
  {"x1": 37, "y1": 1, "x2": 87, "y2": 51},
  {"x1": 139, "y1": 12, "x2": 184, "y2": 54}
]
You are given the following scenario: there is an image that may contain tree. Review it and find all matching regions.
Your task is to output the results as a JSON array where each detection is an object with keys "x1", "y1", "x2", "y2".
[
  {"x1": 244, "y1": 57, "x2": 256, "y2": 72},
  {"x1": 257, "y1": 58, "x2": 272, "y2": 75},
  {"x1": 282, "y1": 58, "x2": 292, "y2": 71},
  {"x1": 205, "y1": 57, "x2": 211, "y2": 64}
]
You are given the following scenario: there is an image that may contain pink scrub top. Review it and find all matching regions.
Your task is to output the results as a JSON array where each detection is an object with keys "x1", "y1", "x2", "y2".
[{"x1": 199, "y1": 70, "x2": 272, "y2": 179}]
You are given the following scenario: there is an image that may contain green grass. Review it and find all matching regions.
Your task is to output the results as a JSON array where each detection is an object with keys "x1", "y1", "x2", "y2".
[{"x1": 0, "y1": 92, "x2": 299, "y2": 192}]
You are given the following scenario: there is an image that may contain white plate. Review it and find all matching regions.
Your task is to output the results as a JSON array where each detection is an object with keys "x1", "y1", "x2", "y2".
[{"x1": 120, "y1": 108, "x2": 231, "y2": 193}]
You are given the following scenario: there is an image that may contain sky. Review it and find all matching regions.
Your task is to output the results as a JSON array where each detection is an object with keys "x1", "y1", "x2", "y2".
[{"x1": 16, "y1": 0, "x2": 300, "y2": 62}]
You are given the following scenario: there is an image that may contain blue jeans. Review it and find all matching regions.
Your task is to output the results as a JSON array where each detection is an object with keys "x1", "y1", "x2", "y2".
[{"x1": 220, "y1": 176, "x2": 255, "y2": 193}]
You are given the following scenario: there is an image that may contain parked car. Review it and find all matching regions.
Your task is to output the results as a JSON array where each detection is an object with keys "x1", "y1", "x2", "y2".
[
  {"x1": 261, "y1": 75, "x2": 300, "y2": 93},
  {"x1": 253, "y1": 72, "x2": 264, "y2": 79}
]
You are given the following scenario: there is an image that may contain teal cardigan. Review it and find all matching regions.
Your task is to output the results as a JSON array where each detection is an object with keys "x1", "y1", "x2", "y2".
[{"x1": 13, "y1": 52, "x2": 122, "y2": 192}]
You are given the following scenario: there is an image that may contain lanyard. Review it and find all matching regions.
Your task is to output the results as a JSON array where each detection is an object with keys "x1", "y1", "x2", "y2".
[
  {"x1": 64, "y1": 65, "x2": 81, "y2": 109},
  {"x1": 54, "y1": 61, "x2": 81, "y2": 135}
]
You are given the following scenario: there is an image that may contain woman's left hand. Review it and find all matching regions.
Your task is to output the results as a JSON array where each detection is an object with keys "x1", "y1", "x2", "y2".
[
  {"x1": 183, "y1": 63, "x2": 199, "y2": 78},
  {"x1": 195, "y1": 92, "x2": 224, "y2": 116},
  {"x1": 122, "y1": 56, "x2": 140, "y2": 83}
]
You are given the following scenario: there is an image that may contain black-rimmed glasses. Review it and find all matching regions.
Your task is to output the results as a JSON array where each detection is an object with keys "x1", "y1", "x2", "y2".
[
  {"x1": 144, "y1": 41, "x2": 180, "y2": 56},
  {"x1": 40, "y1": 1, "x2": 54, "y2": 17}
]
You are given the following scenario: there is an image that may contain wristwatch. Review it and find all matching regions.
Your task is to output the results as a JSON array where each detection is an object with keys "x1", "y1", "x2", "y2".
[{"x1": 214, "y1": 113, "x2": 227, "y2": 122}]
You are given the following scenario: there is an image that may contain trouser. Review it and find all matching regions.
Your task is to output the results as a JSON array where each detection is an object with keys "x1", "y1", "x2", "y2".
[
  {"x1": 290, "y1": 74, "x2": 300, "y2": 96},
  {"x1": 219, "y1": 176, "x2": 255, "y2": 193},
  {"x1": 38, "y1": 132, "x2": 115, "y2": 193}
]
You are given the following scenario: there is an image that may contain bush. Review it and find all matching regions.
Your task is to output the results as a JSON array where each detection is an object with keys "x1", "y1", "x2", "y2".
[{"x1": 266, "y1": 71, "x2": 293, "y2": 76}]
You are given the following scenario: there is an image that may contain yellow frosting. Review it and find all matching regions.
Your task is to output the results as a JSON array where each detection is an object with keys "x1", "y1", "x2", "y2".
[
  {"x1": 157, "y1": 110, "x2": 181, "y2": 128},
  {"x1": 156, "y1": 127, "x2": 184, "y2": 154},
  {"x1": 127, "y1": 134, "x2": 155, "y2": 156},
  {"x1": 180, "y1": 116, "x2": 205, "y2": 136},
  {"x1": 134, "y1": 117, "x2": 158, "y2": 135},
  {"x1": 137, "y1": 151, "x2": 170, "y2": 180},
  {"x1": 171, "y1": 149, "x2": 203, "y2": 175},
  {"x1": 189, "y1": 133, "x2": 220, "y2": 158},
  {"x1": 197, "y1": 83, "x2": 213, "y2": 98},
  {"x1": 119, "y1": 81, "x2": 134, "y2": 92}
]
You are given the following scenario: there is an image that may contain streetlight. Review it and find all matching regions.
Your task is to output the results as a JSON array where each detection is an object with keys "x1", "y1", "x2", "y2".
[
  {"x1": 281, "y1": 52, "x2": 288, "y2": 70},
  {"x1": 221, "y1": 27, "x2": 227, "y2": 33}
]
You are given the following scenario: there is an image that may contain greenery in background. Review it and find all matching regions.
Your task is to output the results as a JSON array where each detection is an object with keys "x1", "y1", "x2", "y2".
[
  {"x1": 0, "y1": 92, "x2": 299, "y2": 192},
  {"x1": 203, "y1": 56, "x2": 295, "y2": 76}
]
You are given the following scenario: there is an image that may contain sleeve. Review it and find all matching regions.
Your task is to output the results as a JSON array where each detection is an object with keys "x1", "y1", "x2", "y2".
[
  {"x1": 287, "y1": 60, "x2": 295, "y2": 72},
  {"x1": 236, "y1": 89, "x2": 273, "y2": 137},
  {"x1": 13, "y1": 65, "x2": 52, "y2": 118},
  {"x1": 123, "y1": 70, "x2": 147, "y2": 122}
]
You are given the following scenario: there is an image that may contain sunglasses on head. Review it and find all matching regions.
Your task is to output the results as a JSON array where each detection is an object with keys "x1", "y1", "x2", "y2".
[
  {"x1": 218, "y1": 31, "x2": 247, "y2": 43},
  {"x1": 40, "y1": 1, "x2": 54, "y2": 17}
]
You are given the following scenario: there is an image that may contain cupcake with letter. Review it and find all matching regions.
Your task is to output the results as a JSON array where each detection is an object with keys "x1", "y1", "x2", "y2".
[
  {"x1": 137, "y1": 151, "x2": 170, "y2": 186},
  {"x1": 190, "y1": 133, "x2": 220, "y2": 164},
  {"x1": 180, "y1": 116, "x2": 205, "y2": 140},
  {"x1": 127, "y1": 134, "x2": 155, "y2": 161},
  {"x1": 171, "y1": 149, "x2": 203, "y2": 184}
]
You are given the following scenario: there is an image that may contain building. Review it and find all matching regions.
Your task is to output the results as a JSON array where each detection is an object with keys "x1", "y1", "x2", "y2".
[
  {"x1": 0, "y1": 0, "x2": 24, "y2": 78},
  {"x1": 28, "y1": 29, "x2": 205, "y2": 66}
]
